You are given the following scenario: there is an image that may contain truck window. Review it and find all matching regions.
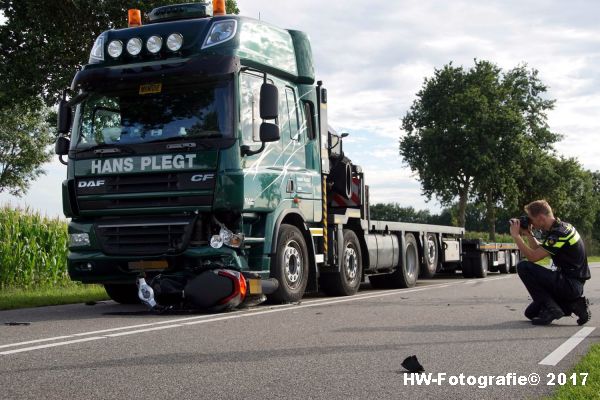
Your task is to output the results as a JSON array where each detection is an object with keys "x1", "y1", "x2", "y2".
[
  {"x1": 285, "y1": 87, "x2": 301, "y2": 143},
  {"x1": 240, "y1": 72, "x2": 264, "y2": 144},
  {"x1": 303, "y1": 101, "x2": 315, "y2": 140},
  {"x1": 76, "y1": 81, "x2": 232, "y2": 147}
]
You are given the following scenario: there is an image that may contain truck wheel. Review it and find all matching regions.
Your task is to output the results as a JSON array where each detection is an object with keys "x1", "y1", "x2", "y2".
[
  {"x1": 104, "y1": 283, "x2": 140, "y2": 304},
  {"x1": 320, "y1": 230, "x2": 362, "y2": 296},
  {"x1": 390, "y1": 233, "x2": 419, "y2": 288},
  {"x1": 498, "y1": 251, "x2": 509, "y2": 274},
  {"x1": 268, "y1": 224, "x2": 309, "y2": 303},
  {"x1": 473, "y1": 253, "x2": 489, "y2": 278},
  {"x1": 419, "y1": 233, "x2": 438, "y2": 279}
]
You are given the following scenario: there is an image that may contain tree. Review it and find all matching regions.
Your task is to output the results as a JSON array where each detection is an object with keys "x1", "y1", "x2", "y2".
[
  {"x1": 400, "y1": 60, "x2": 559, "y2": 238},
  {"x1": 0, "y1": 105, "x2": 53, "y2": 196},
  {"x1": 226, "y1": 0, "x2": 240, "y2": 14},
  {"x1": 0, "y1": 0, "x2": 240, "y2": 108},
  {"x1": 369, "y1": 203, "x2": 433, "y2": 223}
]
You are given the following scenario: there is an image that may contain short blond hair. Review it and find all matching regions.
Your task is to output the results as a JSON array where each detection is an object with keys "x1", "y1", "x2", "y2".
[{"x1": 525, "y1": 200, "x2": 554, "y2": 218}]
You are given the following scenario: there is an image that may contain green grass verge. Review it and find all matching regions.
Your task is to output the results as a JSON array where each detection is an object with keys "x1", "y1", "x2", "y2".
[
  {"x1": 545, "y1": 342, "x2": 600, "y2": 399},
  {"x1": 0, "y1": 284, "x2": 109, "y2": 311}
]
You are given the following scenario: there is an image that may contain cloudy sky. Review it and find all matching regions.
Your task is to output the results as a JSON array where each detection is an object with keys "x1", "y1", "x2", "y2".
[{"x1": 1, "y1": 0, "x2": 599, "y2": 218}]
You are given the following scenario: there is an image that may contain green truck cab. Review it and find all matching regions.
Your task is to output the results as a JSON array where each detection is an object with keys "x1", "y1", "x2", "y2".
[{"x1": 56, "y1": 2, "x2": 328, "y2": 309}]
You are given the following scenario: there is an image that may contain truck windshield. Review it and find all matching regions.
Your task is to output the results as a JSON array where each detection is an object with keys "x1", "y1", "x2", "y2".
[{"x1": 74, "y1": 81, "x2": 232, "y2": 148}]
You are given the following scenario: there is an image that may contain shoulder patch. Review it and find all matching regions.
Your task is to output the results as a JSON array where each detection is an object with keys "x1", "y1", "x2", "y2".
[{"x1": 545, "y1": 234, "x2": 559, "y2": 246}]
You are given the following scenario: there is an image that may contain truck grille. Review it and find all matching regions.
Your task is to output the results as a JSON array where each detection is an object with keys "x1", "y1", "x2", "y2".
[
  {"x1": 76, "y1": 172, "x2": 215, "y2": 211},
  {"x1": 95, "y1": 216, "x2": 195, "y2": 256}
]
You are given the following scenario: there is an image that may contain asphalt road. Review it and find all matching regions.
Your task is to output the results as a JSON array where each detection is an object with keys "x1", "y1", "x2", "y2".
[{"x1": 1, "y1": 264, "x2": 599, "y2": 400}]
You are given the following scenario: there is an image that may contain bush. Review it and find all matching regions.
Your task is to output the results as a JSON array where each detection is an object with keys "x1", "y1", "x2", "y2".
[
  {"x1": 0, "y1": 206, "x2": 69, "y2": 288},
  {"x1": 464, "y1": 231, "x2": 514, "y2": 243}
]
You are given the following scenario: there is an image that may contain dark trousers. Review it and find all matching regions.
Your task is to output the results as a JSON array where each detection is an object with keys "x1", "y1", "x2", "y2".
[{"x1": 517, "y1": 261, "x2": 584, "y2": 312}]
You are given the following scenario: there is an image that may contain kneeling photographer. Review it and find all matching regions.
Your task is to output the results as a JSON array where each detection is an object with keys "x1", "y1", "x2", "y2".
[{"x1": 510, "y1": 200, "x2": 591, "y2": 326}]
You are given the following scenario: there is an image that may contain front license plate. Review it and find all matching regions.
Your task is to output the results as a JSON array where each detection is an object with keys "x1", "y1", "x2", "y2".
[{"x1": 128, "y1": 260, "x2": 168, "y2": 270}]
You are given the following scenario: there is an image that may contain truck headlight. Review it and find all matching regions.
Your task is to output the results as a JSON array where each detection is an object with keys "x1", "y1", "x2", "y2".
[
  {"x1": 219, "y1": 226, "x2": 244, "y2": 248},
  {"x1": 127, "y1": 37, "x2": 143, "y2": 55},
  {"x1": 69, "y1": 233, "x2": 90, "y2": 247},
  {"x1": 166, "y1": 33, "x2": 183, "y2": 51},
  {"x1": 202, "y1": 20, "x2": 237, "y2": 49}
]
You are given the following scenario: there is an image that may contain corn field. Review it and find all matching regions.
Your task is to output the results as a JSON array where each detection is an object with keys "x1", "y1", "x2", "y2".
[{"x1": 0, "y1": 206, "x2": 69, "y2": 289}]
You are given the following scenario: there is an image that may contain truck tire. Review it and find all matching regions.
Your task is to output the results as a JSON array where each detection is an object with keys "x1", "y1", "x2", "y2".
[
  {"x1": 419, "y1": 233, "x2": 438, "y2": 279},
  {"x1": 320, "y1": 230, "x2": 362, "y2": 296},
  {"x1": 104, "y1": 283, "x2": 140, "y2": 304},
  {"x1": 473, "y1": 252, "x2": 489, "y2": 278},
  {"x1": 498, "y1": 251, "x2": 509, "y2": 274},
  {"x1": 390, "y1": 233, "x2": 419, "y2": 288},
  {"x1": 268, "y1": 224, "x2": 309, "y2": 303}
]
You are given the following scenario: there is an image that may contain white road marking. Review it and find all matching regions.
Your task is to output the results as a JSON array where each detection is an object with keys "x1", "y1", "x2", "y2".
[
  {"x1": 539, "y1": 327, "x2": 596, "y2": 366},
  {"x1": 0, "y1": 276, "x2": 512, "y2": 356},
  {"x1": 0, "y1": 336, "x2": 73, "y2": 350},
  {"x1": 0, "y1": 337, "x2": 106, "y2": 355},
  {"x1": 106, "y1": 324, "x2": 183, "y2": 337}
]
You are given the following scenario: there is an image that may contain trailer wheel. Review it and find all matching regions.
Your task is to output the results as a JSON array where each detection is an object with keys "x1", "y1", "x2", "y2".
[
  {"x1": 498, "y1": 251, "x2": 509, "y2": 274},
  {"x1": 268, "y1": 224, "x2": 309, "y2": 303},
  {"x1": 419, "y1": 233, "x2": 439, "y2": 279},
  {"x1": 104, "y1": 284, "x2": 140, "y2": 304},
  {"x1": 320, "y1": 230, "x2": 362, "y2": 296},
  {"x1": 473, "y1": 252, "x2": 489, "y2": 278}
]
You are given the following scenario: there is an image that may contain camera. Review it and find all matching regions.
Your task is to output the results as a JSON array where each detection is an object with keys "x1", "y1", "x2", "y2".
[{"x1": 518, "y1": 215, "x2": 531, "y2": 230}]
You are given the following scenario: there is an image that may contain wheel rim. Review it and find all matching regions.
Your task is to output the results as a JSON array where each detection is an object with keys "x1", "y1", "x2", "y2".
[
  {"x1": 283, "y1": 240, "x2": 303, "y2": 288},
  {"x1": 344, "y1": 244, "x2": 359, "y2": 284},
  {"x1": 426, "y1": 236, "x2": 436, "y2": 266},
  {"x1": 406, "y1": 243, "x2": 418, "y2": 280}
]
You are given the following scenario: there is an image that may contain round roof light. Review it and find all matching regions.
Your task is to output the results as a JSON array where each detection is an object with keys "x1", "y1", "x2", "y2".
[
  {"x1": 166, "y1": 33, "x2": 184, "y2": 51},
  {"x1": 107, "y1": 40, "x2": 123, "y2": 58},
  {"x1": 126, "y1": 37, "x2": 143, "y2": 56},
  {"x1": 146, "y1": 35, "x2": 163, "y2": 54}
]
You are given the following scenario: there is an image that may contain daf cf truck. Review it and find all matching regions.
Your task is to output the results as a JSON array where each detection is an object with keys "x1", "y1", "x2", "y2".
[{"x1": 55, "y1": 1, "x2": 519, "y2": 310}]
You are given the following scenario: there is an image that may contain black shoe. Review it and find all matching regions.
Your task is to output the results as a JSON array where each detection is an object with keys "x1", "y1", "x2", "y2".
[
  {"x1": 532, "y1": 307, "x2": 564, "y2": 326},
  {"x1": 570, "y1": 297, "x2": 591, "y2": 326},
  {"x1": 524, "y1": 301, "x2": 542, "y2": 320}
]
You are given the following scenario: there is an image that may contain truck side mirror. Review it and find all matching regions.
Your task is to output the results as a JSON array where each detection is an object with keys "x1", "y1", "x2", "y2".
[
  {"x1": 57, "y1": 99, "x2": 73, "y2": 134},
  {"x1": 260, "y1": 83, "x2": 278, "y2": 120},
  {"x1": 260, "y1": 122, "x2": 280, "y2": 142},
  {"x1": 55, "y1": 136, "x2": 70, "y2": 156}
]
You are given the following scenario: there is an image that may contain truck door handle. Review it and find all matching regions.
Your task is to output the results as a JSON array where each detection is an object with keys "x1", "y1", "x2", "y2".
[{"x1": 286, "y1": 179, "x2": 295, "y2": 193}]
